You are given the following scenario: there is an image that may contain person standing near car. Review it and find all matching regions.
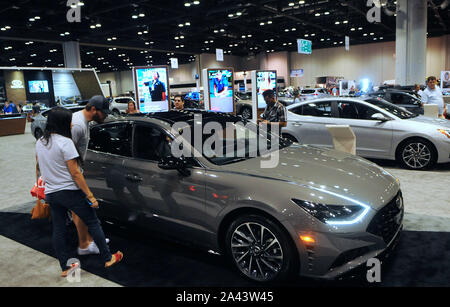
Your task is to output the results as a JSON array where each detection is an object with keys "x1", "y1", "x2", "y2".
[
  {"x1": 421, "y1": 76, "x2": 447, "y2": 119},
  {"x1": 35, "y1": 107, "x2": 123, "y2": 277},
  {"x1": 174, "y1": 95, "x2": 185, "y2": 110},
  {"x1": 259, "y1": 90, "x2": 287, "y2": 128},
  {"x1": 71, "y1": 95, "x2": 111, "y2": 256}
]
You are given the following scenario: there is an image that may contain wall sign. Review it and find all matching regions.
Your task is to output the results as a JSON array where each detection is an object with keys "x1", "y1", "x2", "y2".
[
  {"x1": 10, "y1": 80, "x2": 24, "y2": 89},
  {"x1": 297, "y1": 39, "x2": 312, "y2": 55}
]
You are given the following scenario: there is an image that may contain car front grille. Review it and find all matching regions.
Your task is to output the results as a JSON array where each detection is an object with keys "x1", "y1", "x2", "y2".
[{"x1": 367, "y1": 192, "x2": 404, "y2": 244}]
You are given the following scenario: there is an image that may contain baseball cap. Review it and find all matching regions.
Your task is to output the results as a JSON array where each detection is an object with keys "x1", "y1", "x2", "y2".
[{"x1": 88, "y1": 95, "x2": 111, "y2": 115}]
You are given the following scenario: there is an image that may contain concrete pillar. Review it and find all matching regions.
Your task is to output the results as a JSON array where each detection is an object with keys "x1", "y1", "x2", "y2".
[
  {"x1": 62, "y1": 41, "x2": 82, "y2": 68},
  {"x1": 395, "y1": 0, "x2": 427, "y2": 85}
]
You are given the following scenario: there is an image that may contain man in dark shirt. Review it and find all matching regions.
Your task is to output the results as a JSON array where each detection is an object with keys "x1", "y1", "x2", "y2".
[
  {"x1": 145, "y1": 72, "x2": 166, "y2": 102},
  {"x1": 213, "y1": 70, "x2": 229, "y2": 97},
  {"x1": 259, "y1": 90, "x2": 287, "y2": 128}
]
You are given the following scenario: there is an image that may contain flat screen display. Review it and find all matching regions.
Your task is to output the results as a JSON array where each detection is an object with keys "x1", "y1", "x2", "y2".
[
  {"x1": 29, "y1": 81, "x2": 49, "y2": 93},
  {"x1": 208, "y1": 69, "x2": 234, "y2": 113},
  {"x1": 256, "y1": 71, "x2": 277, "y2": 109},
  {"x1": 134, "y1": 66, "x2": 170, "y2": 113}
]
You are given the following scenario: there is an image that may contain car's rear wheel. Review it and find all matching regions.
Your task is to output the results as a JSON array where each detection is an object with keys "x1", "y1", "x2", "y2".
[
  {"x1": 282, "y1": 134, "x2": 299, "y2": 143},
  {"x1": 34, "y1": 128, "x2": 43, "y2": 140},
  {"x1": 240, "y1": 107, "x2": 252, "y2": 120},
  {"x1": 396, "y1": 138, "x2": 437, "y2": 170},
  {"x1": 112, "y1": 109, "x2": 120, "y2": 117},
  {"x1": 225, "y1": 214, "x2": 298, "y2": 283}
]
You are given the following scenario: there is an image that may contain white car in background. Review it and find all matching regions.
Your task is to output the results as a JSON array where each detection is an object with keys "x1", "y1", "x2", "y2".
[
  {"x1": 109, "y1": 96, "x2": 135, "y2": 116},
  {"x1": 300, "y1": 88, "x2": 330, "y2": 101},
  {"x1": 282, "y1": 97, "x2": 450, "y2": 170}
]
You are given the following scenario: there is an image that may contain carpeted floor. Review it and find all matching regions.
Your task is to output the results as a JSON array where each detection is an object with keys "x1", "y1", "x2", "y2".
[{"x1": 0, "y1": 211, "x2": 448, "y2": 287}]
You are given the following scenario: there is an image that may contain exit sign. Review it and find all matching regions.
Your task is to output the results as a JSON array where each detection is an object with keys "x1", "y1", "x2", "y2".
[{"x1": 297, "y1": 39, "x2": 312, "y2": 55}]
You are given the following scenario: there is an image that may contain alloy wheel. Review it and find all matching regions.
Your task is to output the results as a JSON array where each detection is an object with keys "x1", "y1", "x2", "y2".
[
  {"x1": 402, "y1": 142, "x2": 431, "y2": 169},
  {"x1": 230, "y1": 222, "x2": 284, "y2": 282},
  {"x1": 241, "y1": 108, "x2": 252, "y2": 120}
]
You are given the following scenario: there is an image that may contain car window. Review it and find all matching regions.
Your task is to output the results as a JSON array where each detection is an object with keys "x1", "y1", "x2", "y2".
[
  {"x1": 290, "y1": 106, "x2": 303, "y2": 115},
  {"x1": 133, "y1": 125, "x2": 172, "y2": 162},
  {"x1": 301, "y1": 90, "x2": 315, "y2": 94},
  {"x1": 88, "y1": 123, "x2": 132, "y2": 157},
  {"x1": 116, "y1": 99, "x2": 131, "y2": 104},
  {"x1": 338, "y1": 101, "x2": 380, "y2": 120},
  {"x1": 302, "y1": 101, "x2": 334, "y2": 117},
  {"x1": 389, "y1": 93, "x2": 404, "y2": 104}
]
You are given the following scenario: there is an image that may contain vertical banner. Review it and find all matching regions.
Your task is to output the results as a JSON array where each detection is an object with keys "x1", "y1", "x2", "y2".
[
  {"x1": 133, "y1": 66, "x2": 171, "y2": 113},
  {"x1": 345, "y1": 36, "x2": 350, "y2": 51},
  {"x1": 203, "y1": 68, "x2": 235, "y2": 114},
  {"x1": 441, "y1": 71, "x2": 450, "y2": 94},
  {"x1": 170, "y1": 58, "x2": 178, "y2": 69},
  {"x1": 216, "y1": 49, "x2": 224, "y2": 62}
]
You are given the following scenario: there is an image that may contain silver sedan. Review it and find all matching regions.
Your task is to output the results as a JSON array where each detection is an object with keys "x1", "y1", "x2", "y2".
[{"x1": 282, "y1": 97, "x2": 450, "y2": 170}]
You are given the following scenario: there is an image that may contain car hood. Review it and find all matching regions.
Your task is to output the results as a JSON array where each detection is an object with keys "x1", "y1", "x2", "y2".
[
  {"x1": 405, "y1": 116, "x2": 450, "y2": 128},
  {"x1": 218, "y1": 144, "x2": 399, "y2": 210}
]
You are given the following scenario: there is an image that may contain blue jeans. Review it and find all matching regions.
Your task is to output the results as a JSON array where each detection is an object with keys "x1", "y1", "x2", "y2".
[{"x1": 45, "y1": 189, "x2": 112, "y2": 271}]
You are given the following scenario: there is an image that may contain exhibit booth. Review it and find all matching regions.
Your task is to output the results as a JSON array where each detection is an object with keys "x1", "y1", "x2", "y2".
[
  {"x1": 0, "y1": 67, "x2": 103, "y2": 109},
  {"x1": 0, "y1": 67, "x2": 103, "y2": 137}
]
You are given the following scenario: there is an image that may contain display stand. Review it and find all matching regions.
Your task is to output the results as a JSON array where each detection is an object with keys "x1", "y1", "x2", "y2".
[
  {"x1": 0, "y1": 115, "x2": 27, "y2": 137},
  {"x1": 326, "y1": 125, "x2": 356, "y2": 155},
  {"x1": 251, "y1": 70, "x2": 277, "y2": 122},
  {"x1": 202, "y1": 68, "x2": 235, "y2": 114}
]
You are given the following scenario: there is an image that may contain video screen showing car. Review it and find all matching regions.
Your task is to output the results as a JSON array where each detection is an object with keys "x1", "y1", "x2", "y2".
[
  {"x1": 29, "y1": 81, "x2": 49, "y2": 93},
  {"x1": 134, "y1": 66, "x2": 170, "y2": 113},
  {"x1": 256, "y1": 71, "x2": 277, "y2": 109},
  {"x1": 208, "y1": 69, "x2": 234, "y2": 113}
]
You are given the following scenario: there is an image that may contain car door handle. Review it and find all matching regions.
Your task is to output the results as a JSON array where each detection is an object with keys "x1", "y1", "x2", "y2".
[
  {"x1": 125, "y1": 174, "x2": 143, "y2": 183},
  {"x1": 293, "y1": 122, "x2": 303, "y2": 127}
]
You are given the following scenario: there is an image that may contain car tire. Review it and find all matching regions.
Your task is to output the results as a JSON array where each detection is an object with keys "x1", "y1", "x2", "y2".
[
  {"x1": 282, "y1": 134, "x2": 299, "y2": 143},
  {"x1": 240, "y1": 107, "x2": 252, "y2": 120},
  {"x1": 34, "y1": 128, "x2": 43, "y2": 140},
  {"x1": 225, "y1": 214, "x2": 298, "y2": 284},
  {"x1": 112, "y1": 109, "x2": 120, "y2": 117},
  {"x1": 396, "y1": 138, "x2": 437, "y2": 170}
]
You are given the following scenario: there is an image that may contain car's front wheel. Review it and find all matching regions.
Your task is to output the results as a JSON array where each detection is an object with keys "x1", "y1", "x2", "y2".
[
  {"x1": 225, "y1": 214, "x2": 298, "y2": 283},
  {"x1": 397, "y1": 138, "x2": 437, "y2": 170}
]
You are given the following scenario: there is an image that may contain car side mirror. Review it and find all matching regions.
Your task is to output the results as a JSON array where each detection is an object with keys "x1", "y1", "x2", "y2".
[{"x1": 371, "y1": 113, "x2": 391, "y2": 122}]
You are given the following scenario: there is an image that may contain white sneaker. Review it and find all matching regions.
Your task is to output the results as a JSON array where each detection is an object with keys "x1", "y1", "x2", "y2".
[{"x1": 77, "y1": 241, "x2": 100, "y2": 255}]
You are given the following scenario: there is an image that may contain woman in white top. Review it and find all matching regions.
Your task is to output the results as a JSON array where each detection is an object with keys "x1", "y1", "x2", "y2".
[{"x1": 36, "y1": 107, "x2": 123, "y2": 277}]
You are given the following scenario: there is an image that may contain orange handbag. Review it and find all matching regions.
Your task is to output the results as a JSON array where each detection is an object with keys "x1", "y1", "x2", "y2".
[{"x1": 30, "y1": 199, "x2": 51, "y2": 220}]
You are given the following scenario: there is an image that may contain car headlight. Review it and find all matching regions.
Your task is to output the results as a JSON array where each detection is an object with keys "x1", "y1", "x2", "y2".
[
  {"x1": 292, "y1": 199, "x2": 370, "y2": 225},
  {"x1": 437, "y1": 129, "x2": 450, "y2": 139}
]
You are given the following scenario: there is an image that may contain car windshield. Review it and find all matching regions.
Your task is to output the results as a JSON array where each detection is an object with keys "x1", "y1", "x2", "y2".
[
  {"x1": 363, "y1": 97, "x2": 419, "y2": 119},
  {"x1": 181, "y1": 117, "x2": 292, "y2": 166}
]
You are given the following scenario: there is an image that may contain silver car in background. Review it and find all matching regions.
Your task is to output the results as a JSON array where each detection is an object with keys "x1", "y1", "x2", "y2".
[
  {"x1": 282, "y1": 97, "x2": 450, "y2": 170},
  {"x1": 30, "y1": 106, "x2": 84, "y2": 139},
  {"x1": 83, "y1": 111, "x2": 403, "y2": 283}
]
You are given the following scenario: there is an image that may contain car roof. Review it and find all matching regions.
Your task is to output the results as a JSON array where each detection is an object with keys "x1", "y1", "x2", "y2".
[{"x1": 104, "y1": 110, "x2": 245, "y2": 126}]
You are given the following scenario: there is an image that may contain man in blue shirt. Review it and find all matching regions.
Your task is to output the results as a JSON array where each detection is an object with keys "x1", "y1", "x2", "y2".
[
  {"x1": 3, "y1": 101, "x2": 17, "y2": 114},
  {"x1": 213, "y1": 71, "x2": 229, "y2": 97}
]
